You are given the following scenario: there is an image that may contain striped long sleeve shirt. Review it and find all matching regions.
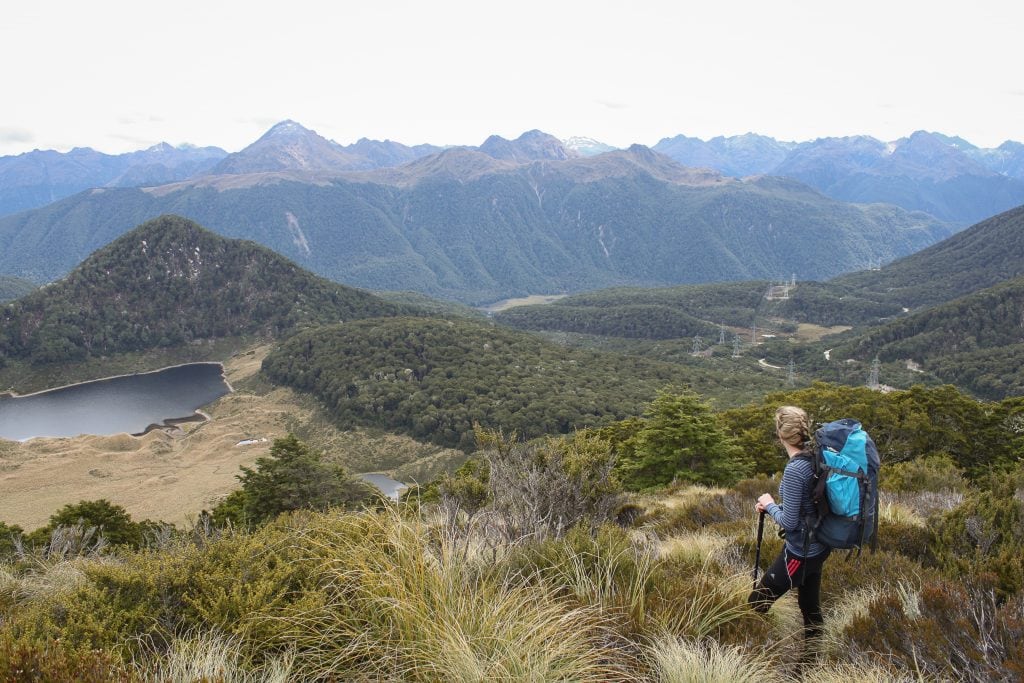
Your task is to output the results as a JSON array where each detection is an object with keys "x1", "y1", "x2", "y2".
[{"x1": 764, "y1": 455, "x2": 828, "y2": 558}]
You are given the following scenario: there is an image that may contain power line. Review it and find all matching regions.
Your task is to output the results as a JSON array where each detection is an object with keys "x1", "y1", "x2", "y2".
[{"x1": 868, "y1": 357, "x2": 880, "y2": 389}]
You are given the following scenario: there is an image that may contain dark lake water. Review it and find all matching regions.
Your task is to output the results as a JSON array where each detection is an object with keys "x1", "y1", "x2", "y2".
[{"x1": 0, "y1": 363, "x2": 231, "y2": 441}]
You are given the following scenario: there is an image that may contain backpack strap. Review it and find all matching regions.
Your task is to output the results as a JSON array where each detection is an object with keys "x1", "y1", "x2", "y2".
[{"x1": 793, "y1": 450, "x2": 822, "y2": 555}]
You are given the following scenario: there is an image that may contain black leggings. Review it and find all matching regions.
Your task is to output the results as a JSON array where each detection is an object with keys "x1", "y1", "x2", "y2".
[{"x1": 748, "y1": 547, "x2": 830, "y2": 640}]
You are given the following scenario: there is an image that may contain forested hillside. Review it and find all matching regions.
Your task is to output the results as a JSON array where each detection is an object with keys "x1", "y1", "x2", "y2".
[
  {"x1": 0, "y1": 216, "x2": 409, "y2": 365},
  {"x1": 0, "y1": 275, "x2": 35, "y2": 303},
  {"x1": 261, "y1": 317, "x2": 781, "y2": 449},
  {"x1": 831, "y1": 276, "x2": 1024, "y2": 398},
  {"x1": 831, "y1": 204, "x2": 1024, "y2": 310}
]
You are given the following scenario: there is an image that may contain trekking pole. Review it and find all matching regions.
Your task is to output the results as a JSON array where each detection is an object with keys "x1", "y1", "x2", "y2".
[{"x1": 752, "y1": 510, "x2": 766, "y2": 589}]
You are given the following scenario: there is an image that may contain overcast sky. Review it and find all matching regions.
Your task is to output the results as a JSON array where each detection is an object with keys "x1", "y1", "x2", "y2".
[{"x1": 2, "y1": 0, "x2": 1021, "y2": 156}]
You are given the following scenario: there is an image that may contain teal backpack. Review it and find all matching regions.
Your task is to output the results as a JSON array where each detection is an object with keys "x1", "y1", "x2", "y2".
[{"x1": 797, "y1": 419, "x2": 880, "y2": 553}]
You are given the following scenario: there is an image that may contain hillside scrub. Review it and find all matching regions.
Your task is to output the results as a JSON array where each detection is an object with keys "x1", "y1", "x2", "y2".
[
  {"x1": 2, "y1": 469, "x2": 1022, "y2": 679},
  {"x1": 3, "y1": 385, "x2": 1024, "y2": 678}
]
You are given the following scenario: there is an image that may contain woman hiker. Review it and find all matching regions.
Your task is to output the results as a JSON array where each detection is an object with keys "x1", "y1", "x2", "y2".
[{"x1": 748, "y1": 405, "x2": 831, "y2": 646}]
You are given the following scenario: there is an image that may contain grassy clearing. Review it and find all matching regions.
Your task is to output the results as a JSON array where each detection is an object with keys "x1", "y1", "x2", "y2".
[
  {"x1": 793, "y1": 323, "x2": 852, "y2": 343},
  {"x1": 478, "y1": 294, "x2": 568, "y2": 313}
]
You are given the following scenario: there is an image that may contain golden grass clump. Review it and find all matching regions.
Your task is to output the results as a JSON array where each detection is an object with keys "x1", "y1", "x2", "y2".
[
  {"x1": 661, "y1": 485, "x2": 732, "y2": 510},
  {"x1": 805, "y1": 661, "x2": 935, "y2": 682},
  {"x1": 281, "y1": 508, "x2": 634, "y2": 681},
  {"x1": 6, "y1": 558, "x2": 91, "y2": 603},
  {"x1": 879, "y1": 501, "x2": 927, "y2": 528},
  {"x1": 651, "y1": 565, "x2": 762, "y2": 641},
  {"x1": 135, "y1": 631, "x2": 293, "y2": 683},
  {"x1": 647, "y1": 636, "x2": 783, "y2": 683},
  {"x1": 658, "y1": 530, "x2": 732, "y2": 567}
]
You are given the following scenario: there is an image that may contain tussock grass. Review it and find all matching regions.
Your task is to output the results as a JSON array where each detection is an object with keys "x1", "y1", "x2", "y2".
[
  {"x1": 883, "y1": 489, "x2": 965, "y2": 519},
  {"x1": 879, "y1": 501, "x2": 927, "y2": 528},
  {"x1": 279, "y1": 508, "x2": 633, "y2": 681},
  {"x1": 659, "y1": 531, "x2": 732, "y2": 566},
  {"x1": 647, "y1": 636, "x2": 783, "y2": 683},
  {"x1": 135, "y1": 631, "x2": 293, "y2": 683},
  {"x1": 807, "y1": 662, "x2": 933, "y2": 682},
  {"x1": 539, "y1": 529, "x2": 657, "y2": 631},
  {"x1": 662, "y1": 485, "x2": 731, "y2": 510},
  {"x1": 7, "y1": 558, "x2": 91, "y2": 603},
  {"x1": 654, "y1": 565, "x2": 757, "y2": 640}
]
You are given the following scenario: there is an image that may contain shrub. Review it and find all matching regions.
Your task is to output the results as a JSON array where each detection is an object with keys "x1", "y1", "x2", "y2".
[
  {"x1": 613, "y1": 390, "x2": 753, "y2": 489},
  {"x1": 881, "y1": 453, "x2": 967, "y2": 493},
  {"x1": 0, "y1": 522, "x2": 24, "y2": 559},
  {"x1": 0, "y1": 634, "x2": 132, "y2": 682},
  {"x1": 26, "y1": 500, "x2": 146, "y2": 551},
  {"x1": 477, "y1": 428, "x2": 624, "y2": 542},
  {"x1": 931, "y1": 480, "x2": 1024, "y2": 597},
  {"x1": 877, "y1": 518, "x2": 936, "y2": 566},
  {"x1": 212, "y1": 434, "x2": 375, "y2": 526},
  {"x1": 837, "y1": 578, "x2": 1024, "y2": 681},
  {"x1": 5, "y1": 519, "x2": 328, "y2": 659}
]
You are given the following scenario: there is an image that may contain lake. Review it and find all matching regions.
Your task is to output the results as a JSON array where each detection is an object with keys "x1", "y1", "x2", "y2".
[
  {"x1": 0, "y1": 363, "x2": 231, "y2": 441},
  {"x1": 360, "y1": 473, "x2": 408, "y2": 500}
]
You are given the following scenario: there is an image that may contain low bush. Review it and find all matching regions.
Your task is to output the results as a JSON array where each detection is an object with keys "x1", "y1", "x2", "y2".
[
  {"x1": 877, "y1": 518, "x2": 936, "y2": 566},
  {"x1": 931, "y1": 480, "x2": 1024, "y2": 597},
  {"x1": 882, "y1": 453, "x2": 967, "y2": 493},
  {"x1": 0, "y1": 633, "x2": 132, "y2": 682},
  {"x1": 837, "y1": 578, "x2": 1024, "y2": 681}
]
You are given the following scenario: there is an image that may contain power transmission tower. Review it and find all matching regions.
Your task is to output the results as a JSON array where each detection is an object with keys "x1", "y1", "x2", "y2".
[
  {"x1": 787, "y1": 359, "x2": 796, "y2": 386},
  {"x1": 692, "y1": 335, "x2": 703, "y2": 355},
  {"x1": 719, "y1": 324, "x2": 726, "y2": 345},
  {"x1": 732, "y1": 335, "x2": 742, "y2": 358},
  {"x1": 868, "y1": 357, "x2": 880, "y2": 389}
]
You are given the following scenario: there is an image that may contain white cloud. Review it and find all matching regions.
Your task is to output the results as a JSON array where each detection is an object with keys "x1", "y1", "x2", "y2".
[{"x1": 0, "y1": 127, "x2": 34, "y2": 144}]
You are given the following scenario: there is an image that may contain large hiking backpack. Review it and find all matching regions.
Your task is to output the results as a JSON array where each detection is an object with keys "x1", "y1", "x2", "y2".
[{"x1": 798, "y1": 418, "x2": 880, "y2": 553}]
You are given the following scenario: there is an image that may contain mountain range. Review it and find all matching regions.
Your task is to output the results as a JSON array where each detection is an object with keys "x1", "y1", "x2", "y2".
[
  {"x1": 0, "y1": 122, "x2": 950, "y2": 304},
  {"x1": 4, "y1": 121, "x2": 1023, "y2": 228},
  {"x1": 653, "y1": 131, "x2": 1024, "y2": 225},
  {"x1": 0, "y1": 143, "x2": 227, "y2": 217}
]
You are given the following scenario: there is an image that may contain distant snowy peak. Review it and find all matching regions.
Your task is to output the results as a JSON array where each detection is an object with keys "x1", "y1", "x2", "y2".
[
  {"x1": 145, "y1": 142, "x2": 176, "y2": 154},
  {"x1": 261, "y1": 119, "x2": 312, "y2": 139},
  {"x1": 562, "y1": 136, "x2": 618, "y2": 157}
]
